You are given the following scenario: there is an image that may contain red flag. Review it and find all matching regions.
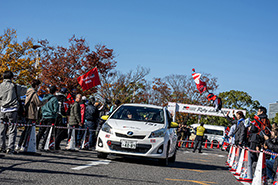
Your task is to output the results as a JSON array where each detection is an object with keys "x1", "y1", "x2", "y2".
[
  {"x1": 77, "y1": 67, "x2": 101, "y2": 91},
  {"x1": 192, "y1": 70, "x2": 207, "y2": 94}
]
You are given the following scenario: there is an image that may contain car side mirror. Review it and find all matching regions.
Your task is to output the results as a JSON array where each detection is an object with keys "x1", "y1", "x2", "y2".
[
  {"x1": 101, "y1": 115, "x2": 109, "y2": 121},
  {"x1": 169, "y1": 122, "x2": 178, "y2": 128}
]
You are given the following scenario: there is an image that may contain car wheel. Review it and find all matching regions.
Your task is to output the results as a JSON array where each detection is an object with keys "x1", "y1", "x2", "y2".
[
  {"x1": 168, "y1": 149, "x2": 176, "y2": 163},
  {"x1": 97, "y1": 152, "x2": 108, "y2": 159},
  {"x1": 158, "y1": 144, "x2": 169, "y2": 166}
]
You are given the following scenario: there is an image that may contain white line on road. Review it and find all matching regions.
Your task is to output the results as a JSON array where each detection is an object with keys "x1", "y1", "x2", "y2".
[
  {"x1": 71, "y1": 160, "x2": 111, "y2": 170},
  {"x1": 182, "y1": 151, "x2": 225, "y2": 158}
]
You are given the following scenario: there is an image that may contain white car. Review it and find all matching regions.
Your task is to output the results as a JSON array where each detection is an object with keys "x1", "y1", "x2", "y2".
[
  {"x1": 95, "y1": 103, "x2": 178, "y2": 165},
  {"x1": 191, "y1": 123, "x2": 226, "y2": 144}
]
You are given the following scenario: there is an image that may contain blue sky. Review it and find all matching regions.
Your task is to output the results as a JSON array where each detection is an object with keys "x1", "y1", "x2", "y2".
[{"x1": 1, "y1": 0, "x2": 278, "y2": 108}]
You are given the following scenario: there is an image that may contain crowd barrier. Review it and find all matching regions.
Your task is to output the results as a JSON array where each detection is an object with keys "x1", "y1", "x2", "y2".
[
  {"x1": 0, "y1": 121, "x2": 97, "y2": 131},
  {"x1": 227, "y1": 145, "x2": 278, "y2": 185},
  {"x1": 0, "y1": 121, "x2": 97, "y2": 153}
]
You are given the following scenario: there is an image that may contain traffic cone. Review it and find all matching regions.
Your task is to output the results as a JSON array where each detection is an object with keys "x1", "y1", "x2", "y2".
[
  {"x1": 26, "y1": 123, "x2": 37, "y2": 153},
  {"x1": 19, "y1": 122, "x2": 41, "y2": 155},
  {"x1": 178, "y1": 141, "x2": 181, "y2": 148},
  {"x1": 251, "y1": 150, "x2": 267, "y2": 185},
  {"x1": 237, "y1": 149, "x2": 253, "y2": 183},
  {"x1": 229, "y1": 145, "x2": 236, "y2": 168},
  {"x1": 217, "y1": 142, "x2": 220, "y2": 149},
  {"x1": 81, "y1": 128, "x2": 89, "y2": 150},
  {"x1": 234, "y1": 148, "x2": 245, "y2": 177},
  {"x1": 185, "y1": 139, "x2": 189, "y2": 148},
  {"x1": 226, "y1": 145, "x2": 233, "y2": 166},
  {"x1": 66, "y1": 127, "x2": 76, "y2": 150},
  {"x1": 204, "y1": 140, "x2": 208, "y2": 149},
  {"x1": 273, "y1": 165, "x2": 278, "y2": 184},
  {"x1": 210, "y1": 141, "x2": 214, "y2": 149},
  {"x1": 230, "y1": 147, "x2": 241, "y2": 172},
  {"x1": 190, "y1": 139, "x2": 194, "y2": 148},
  {"x1": 44, "y1": 124, "x2": 55, "y2": 150}
]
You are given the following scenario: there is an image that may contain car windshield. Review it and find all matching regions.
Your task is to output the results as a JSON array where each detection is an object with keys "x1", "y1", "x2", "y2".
[
  {"x1": 204, "y1": 129, "x2": 224, "y2": 136},
  {"x1": 110, "y1": 105, "x2": 164, "y2": 124}
]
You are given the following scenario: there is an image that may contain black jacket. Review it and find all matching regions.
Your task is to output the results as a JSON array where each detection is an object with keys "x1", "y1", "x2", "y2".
[
  {"x1": 85, "y1": 103, "x2": 99, "y2": 123},
  {"x1": 234, "y1": 119, "x2": 247, "y2": 145},
  {"x1": 265, "y1": 138, "x2": 278, "y2": 172}
]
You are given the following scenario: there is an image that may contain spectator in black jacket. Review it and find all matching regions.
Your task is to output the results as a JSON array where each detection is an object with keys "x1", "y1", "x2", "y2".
[
  {"x1": 84, "y1": 96, "x2": 99, "y2": 150},
  {"x1": 233, "y1": 111, "x2": 246, "y2": 146},
  {"x1": 264, "y1": 128, "x2": 278, "y2": 183},
  {"x1": 54, "y1": 88, "x2": 69, "y2": 150}
]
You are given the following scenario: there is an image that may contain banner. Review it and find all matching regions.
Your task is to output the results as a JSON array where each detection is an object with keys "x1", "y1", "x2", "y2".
[
  {"x1": 77, "y1": 67, "x2": 101, "y2": 91},
  {"x1": 167, "y1": 102, "x2": 246, "y2": 117}
]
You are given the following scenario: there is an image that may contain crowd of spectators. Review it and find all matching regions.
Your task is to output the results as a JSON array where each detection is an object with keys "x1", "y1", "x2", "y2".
[{"x1": 0, "y1": 71, "x2": 120, "y2": 154}]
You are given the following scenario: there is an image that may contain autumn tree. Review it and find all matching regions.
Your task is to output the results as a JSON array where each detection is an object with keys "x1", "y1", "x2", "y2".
[
  {"x1": 97, "y1": 66, "x2": 150, "y2": 104},
  {"x1": 150, "y1": 72, "x2": 219, "y2": 124},
  {"x1": 38, "y1": 36, "x2": 117, "y2": 95},
  {"x1": 0, "y1": 28, "x2": 40, "y2": 84}
]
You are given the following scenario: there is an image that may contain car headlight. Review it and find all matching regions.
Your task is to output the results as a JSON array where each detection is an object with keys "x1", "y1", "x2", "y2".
[
  {"x1": 149, "y1": 128, "x2": 166, "y2": 138},
  {"x1": 101, "y1": 122, "x2": 113, "y2": 134}
]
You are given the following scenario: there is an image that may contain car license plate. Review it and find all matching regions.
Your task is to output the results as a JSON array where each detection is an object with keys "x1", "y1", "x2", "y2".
[{"x1": 121, "y1": 140, "x2": 137, "y2": 149}]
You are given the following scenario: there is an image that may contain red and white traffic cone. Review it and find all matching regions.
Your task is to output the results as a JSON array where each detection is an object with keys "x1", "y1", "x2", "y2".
[
  {"x1": 230, "y1": 147, "x2": 241, "y2": 172},
  {"x1": 229, "y1": 145, "x2": 236, "y2": 168},
  {"x1": 217, "y1": 142, "x2": 220, "y2": 149},
  {"x1": 185, "y1": 139, "x2": 189, "y2": 148},
  {"x1": 81, "y1": 128, "x2": 89, "y2": 150},
  {"x1": 251, "y1": 150, "x2": 267, "y2": 185},
  {"x1": 178, "y1": 141, "x2": 181, "y2": 148},
  {"x1": 66, "y1": 126, "x2": 76, "y2": 150},
  {"x1": 190, "y1": 139, "x2": 194, "y2": 148},
  {"x1": 25, "y1": 122, "x2": 38, "y2": 154},
  {"x1": 204, "y1": 140, "x2": 208, "y2": 149},
  {"x1": 234, "y1": 148, "x2": 245, "y2": 177},
  {"x1": 44, "y1": 124, "x2": 55, "y2": 150},
  {"x1": 210, "y1": 141, "x2": 214, "y2": 149},
  {"x1": 226, "y1": 145, "x2": 233, "y2": 166},
  {"x1": 237, "y1": 149, "x2": 253, "y2": 183}
]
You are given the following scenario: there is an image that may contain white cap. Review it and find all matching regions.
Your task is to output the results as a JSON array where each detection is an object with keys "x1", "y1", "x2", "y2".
[{"x1": 82, "y1": 96, "x2": 87, "y2": 100}]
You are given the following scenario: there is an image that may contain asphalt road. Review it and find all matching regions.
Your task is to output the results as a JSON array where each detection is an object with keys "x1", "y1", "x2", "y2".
[{"x1": 0, "y1": 145, "x2": 242, "y2": 185}]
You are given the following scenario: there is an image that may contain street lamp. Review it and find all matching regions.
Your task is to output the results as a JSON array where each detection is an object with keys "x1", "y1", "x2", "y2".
[{"x1": 32, "y1": 45, "x2": 41, "y2": 70}]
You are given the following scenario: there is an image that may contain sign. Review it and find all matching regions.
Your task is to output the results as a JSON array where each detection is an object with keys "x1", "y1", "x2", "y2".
[{"x1": 167, "y1": 102, "x2": 246, "y2": 117}]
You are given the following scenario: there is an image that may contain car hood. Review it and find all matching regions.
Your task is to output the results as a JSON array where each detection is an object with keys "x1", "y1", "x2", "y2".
[{"x1": 107, "y1": 119, "x2": 165, "y2": 133}]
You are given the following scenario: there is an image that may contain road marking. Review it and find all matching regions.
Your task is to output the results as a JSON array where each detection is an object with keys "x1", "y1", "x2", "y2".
[
  {"x1": 172, "y1": 168, "x2": 206, "y2": 173},
  {"x1": 71, "y1": 160, "x2": 111, "y2": 170},
  {"x1": 182, "y1": 151, "x2": 225, "y2": 158},
  {"x1": 165, "y1": 178, "x2": 216, "y2": 185}
]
